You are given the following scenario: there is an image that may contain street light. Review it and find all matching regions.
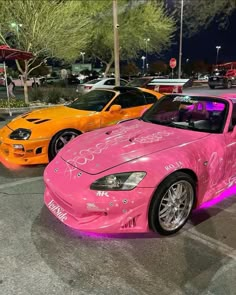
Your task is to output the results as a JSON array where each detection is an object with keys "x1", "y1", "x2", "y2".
[
  {"x1": 11, "y1": 22, "x2": 22, "y2": 44},
  {"x1": 80, "y1": 52, "x2": 85, "y2": 64},
  {"x1": 215, "y1": 46, "x2": 221, "y2": 66},
  {"x1": 141, "y1": 56, "x2": 146, "y2": 74},
  {"x1": 144, "y1": 38, "x2": 150, "y2": 73}
]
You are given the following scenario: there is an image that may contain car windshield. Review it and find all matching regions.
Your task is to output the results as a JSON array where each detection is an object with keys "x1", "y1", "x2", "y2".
[
  {"x1": 141, "y1": 95, "x2": 227, "y2": 133},
  {"x1": 86, "y1": 79, "x2": 103, "y2": 84},
  {"x1": 67, "y1": 90, "x2": 115, "y2": 111}
]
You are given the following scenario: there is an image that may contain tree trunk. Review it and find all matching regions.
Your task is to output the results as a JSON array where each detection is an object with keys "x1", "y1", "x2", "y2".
[
  {"x1": 23, "y1": 77, "x2": 29, "y2": 104},
  {"x1": 104, "y1": 57, "x2": 114, "y2": 77}
]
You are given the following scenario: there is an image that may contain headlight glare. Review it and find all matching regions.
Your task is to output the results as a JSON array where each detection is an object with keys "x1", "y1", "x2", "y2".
[
  {"x1": 90, "y1": 172, "x2": 146, "y2": 191},
  {"x1": 9, "y1": 128, "x2": 31, "y2": 140}
]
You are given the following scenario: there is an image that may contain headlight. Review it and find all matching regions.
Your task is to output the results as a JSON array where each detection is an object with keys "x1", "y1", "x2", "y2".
[
  {"x1": 90, "y1": 172, "x2": 146, "y2": 191},
  {"x1": 9, "y1": 128, "x2": 31, "y2": 140}
]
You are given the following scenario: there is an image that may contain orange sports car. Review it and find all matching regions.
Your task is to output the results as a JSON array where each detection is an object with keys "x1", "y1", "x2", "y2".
[{"x1": 0, "y1": 87, "x2": 162, "y2": 165}]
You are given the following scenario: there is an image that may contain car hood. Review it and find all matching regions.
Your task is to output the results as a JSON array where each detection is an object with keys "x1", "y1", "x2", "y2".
[
  {"x1": 7, "y1": 106, "x2": 95, "y2": 130},
  {"x1": 60, "y1": 119, "x2": 209, "y2": 174}
]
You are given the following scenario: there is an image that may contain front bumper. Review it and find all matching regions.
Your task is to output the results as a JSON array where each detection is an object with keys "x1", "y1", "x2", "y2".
[
  {"x1": 44, "y1": 158, "x2": 154, "y2": 233},
  {"x1": 208, "y1": 80, "x2": 225, "y2": 87},
  {"x1": 0, "y1": 125, "x2": 50, "y2": 165}
]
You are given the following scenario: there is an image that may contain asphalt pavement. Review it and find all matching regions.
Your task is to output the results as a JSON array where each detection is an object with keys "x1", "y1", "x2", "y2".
[{"x1": 0, "y1": 86, "x2": 236, "y2": 295}]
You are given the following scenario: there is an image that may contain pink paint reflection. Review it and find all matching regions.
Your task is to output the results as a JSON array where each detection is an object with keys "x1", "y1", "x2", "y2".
[{"x1": 199, "y1": 185, "x2": 236, "y2": 209}]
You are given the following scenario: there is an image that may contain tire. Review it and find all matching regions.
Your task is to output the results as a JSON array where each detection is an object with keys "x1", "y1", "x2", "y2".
[
  {"x1": 226, "y1": 81, "x2": 232, "y2": 89},
  {"x1": 149, "y1": 172, "x2": 195, "y2": 235},
  {"x1": 48, "y1": 129, "x2": 81, "y2": 161},
  {"x1": 209, "y1": 85, "x2": 215, "y2": 89}
]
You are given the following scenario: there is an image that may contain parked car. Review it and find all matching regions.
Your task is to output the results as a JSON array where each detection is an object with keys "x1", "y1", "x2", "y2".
[
  {"x1": 12, "y1": 75, "x2": 41, "y2": 87},
  {"x1": 0, "y1": 75, "x2": 42, "y2": 87},
  {"x1": 76, "y1": 78, "x2": 128, "y2": 94},
  {"x1": 0, "y1": 87, "x2": 162, "y2": 165},
  {"x1": 208, "y1": 69, "x2": 236, "y2": 89},
  {"x1": 44, "y1": 93, "x2": 236, "y2": 235},
  {"x1": 44, "y1": 76, "x2": 63, "y2": 85},
  {"x1": 67, "y1": 75, "x2": 81, "y2": 85},
  {"x1": 126, "y1": 76, "x2": 189, "y2": 93}
]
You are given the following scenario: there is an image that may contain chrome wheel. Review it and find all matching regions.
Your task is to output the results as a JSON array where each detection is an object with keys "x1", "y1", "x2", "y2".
[
  {"x1": 158, "y1": 180, "x2": 194, "y2": 232},
  {"x1": 54, "y1": 130, "x2": 78, "y2": 154}
]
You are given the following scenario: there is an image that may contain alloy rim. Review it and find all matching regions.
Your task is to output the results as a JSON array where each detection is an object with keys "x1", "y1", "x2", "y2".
[
  {"x1": 158, "y1": 180, "x2": 194, "y2": 231},
  {"x1": 54, "y1": 131, "x2": 78, "y2": 154}
]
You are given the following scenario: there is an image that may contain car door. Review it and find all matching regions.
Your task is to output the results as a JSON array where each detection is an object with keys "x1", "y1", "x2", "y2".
[
  {"x1": 102, "y1": 79, "x2": 116, "y2": 89},
  {"x1": 100, "y1": 90, "x2": 150, "y2": 127},
  {"x1": 224, "y1": 101, "x2": 236, "y2": 186}
]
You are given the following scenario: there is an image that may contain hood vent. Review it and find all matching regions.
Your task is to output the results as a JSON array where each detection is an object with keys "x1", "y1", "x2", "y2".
[
  {"x1": 26, "y1": 118, "x2": 50, "y2": 124},
  {"x1": 26, "y1": 118, "x2": 39, "y2": 122}
]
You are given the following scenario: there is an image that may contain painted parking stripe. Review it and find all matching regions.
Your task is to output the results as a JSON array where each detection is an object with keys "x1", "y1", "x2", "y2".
[
  {"x1": 182, "y1": 228, "x2": 236, "y2": 259},
  {"x1": 0, "y1": 176, "x2": 43, "y2": 190}
]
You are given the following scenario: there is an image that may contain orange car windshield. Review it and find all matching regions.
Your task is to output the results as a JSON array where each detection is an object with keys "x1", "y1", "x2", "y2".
[{"x1": 68, "y1": 90, "x2": 115, "y2": 112}]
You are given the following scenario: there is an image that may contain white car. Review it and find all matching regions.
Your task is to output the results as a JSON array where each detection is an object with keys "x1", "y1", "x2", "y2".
[
  {"x1": 76, "y1": 78, "x2": 128, "y2": 94},
  {"x1": 12, "y1": 75, "x2": 41, "y2": 87}
]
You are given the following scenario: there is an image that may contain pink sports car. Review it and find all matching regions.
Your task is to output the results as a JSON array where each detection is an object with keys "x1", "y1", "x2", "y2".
[{"x1": 44, "y1": 93, "x2": 236, "y2": 235}]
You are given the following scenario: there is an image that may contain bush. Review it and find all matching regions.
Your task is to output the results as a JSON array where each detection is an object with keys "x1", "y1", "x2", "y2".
[
  {"x1": 0, "y1": 98, "x2": 29, "y2": 108},
  {"x1": 45, "y1": 87, "x2": 62, "y2": 104},
  {"x1": 29, "y1": 87, "x2": 45, "y2": 102},
  {"x1": 28, "y1": 86, "x2": 78, "y2": 104}
]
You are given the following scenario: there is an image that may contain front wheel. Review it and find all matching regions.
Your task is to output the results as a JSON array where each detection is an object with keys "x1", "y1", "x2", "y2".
[
  {"x1": 48, "y1": 129, "x2": 81, "y2": 161},
  {"x1": 149, "y1": 172, "x2": 195, "y2": 235}
]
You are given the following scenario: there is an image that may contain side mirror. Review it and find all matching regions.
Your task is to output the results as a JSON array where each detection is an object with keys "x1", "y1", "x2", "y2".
[{"x1": 109, "y1": 104, "x2": 121, "y2": 112}]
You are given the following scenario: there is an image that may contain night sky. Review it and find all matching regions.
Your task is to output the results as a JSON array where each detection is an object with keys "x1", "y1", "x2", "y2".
[{"x1": 165, "y1": 10, "x2": 236, "y2": 65}]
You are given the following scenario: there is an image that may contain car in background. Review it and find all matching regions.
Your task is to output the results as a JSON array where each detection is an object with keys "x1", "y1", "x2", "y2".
[
  {"x1": 0, "y1": 75, "x2": 42, "y2": 87},
  {"x1": 44, "y1": 93, "x2": 236, "y2": 235},
  {"x1": 44, "y1": 76, "x2": 63, "y2": 85},
  {"x1": 0, "y1": 87, "x2": 162, "y2": 165},
  {"x1": 76, "y1": 78, "x2": 128, "y2": 94},
  {"x1": 208, "y1": 69, "x2": 236, "y2": 89},
  {"x1": 12, "y1": 75, "x2": 42, "y2": 87},
  {"x1": 197, "y1": 74, "x2": 209, "y2": 81},
  {"x1": 67, "y1": 75, "x2": 81, "y2": 85},
  {"x1": 127, "y1": 76, "x2": 188, "y2": 93}
]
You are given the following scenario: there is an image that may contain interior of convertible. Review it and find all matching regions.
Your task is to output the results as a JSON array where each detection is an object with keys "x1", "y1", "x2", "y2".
[{"x1": 143, "y1": 95, "x2": 227, "y2": 133}]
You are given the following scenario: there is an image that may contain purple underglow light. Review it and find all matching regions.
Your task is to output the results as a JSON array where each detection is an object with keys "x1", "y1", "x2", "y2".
[
  {"x1": 66, "y1": 227, "x2": 157, "y2": 240},
  {"x1": 199, "y1": 185, "x2": 236, "y2": 209}
]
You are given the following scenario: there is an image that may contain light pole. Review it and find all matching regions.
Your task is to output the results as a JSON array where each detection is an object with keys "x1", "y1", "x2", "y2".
[
  {"x1": 215, "y1": 46, "x2": 221, "y2": 66},
  {"x1": 80, "y1": 52, "x2": 85, "y2": 64},
  {"x1": 141, "y1": 56, "x2": 146, "y2": 75},
  {"x1": 144, "y1": 38, "x2": 150, "y2": 73},
  {"x1": 113, "y1": 0, "x2": 120, "y2": 86},
  {"x1": 178, "y1": 0, "x2": 184, "y2": 79}
]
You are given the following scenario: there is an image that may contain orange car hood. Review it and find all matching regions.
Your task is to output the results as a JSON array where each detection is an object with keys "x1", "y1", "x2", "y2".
[{"x1": 7, "y1": 106, "x2": 94, "y2": 130}]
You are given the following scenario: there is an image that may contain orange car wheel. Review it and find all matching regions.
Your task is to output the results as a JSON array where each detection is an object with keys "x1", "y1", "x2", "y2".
[{"x1": 48, "y1": 129, "x2": 81, "y2": 161}]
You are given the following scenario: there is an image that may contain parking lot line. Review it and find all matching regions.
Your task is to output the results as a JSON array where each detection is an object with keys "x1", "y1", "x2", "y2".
[
  {"x1": 182, "y1": 228, "x2": 236, "y2": 259},
  {"x1": 0, "y1": 176, "x2": 43, "y2": 190}
]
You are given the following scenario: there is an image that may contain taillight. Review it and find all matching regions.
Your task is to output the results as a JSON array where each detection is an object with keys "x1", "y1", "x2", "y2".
[{"x1": 84, "y1": 86, "x2": 92, "y2": 90}]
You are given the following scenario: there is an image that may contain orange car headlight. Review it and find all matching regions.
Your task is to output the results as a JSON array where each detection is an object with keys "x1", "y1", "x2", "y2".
[{"x1": 9, "y1": 128, "x2": 31, "y2": 140}]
